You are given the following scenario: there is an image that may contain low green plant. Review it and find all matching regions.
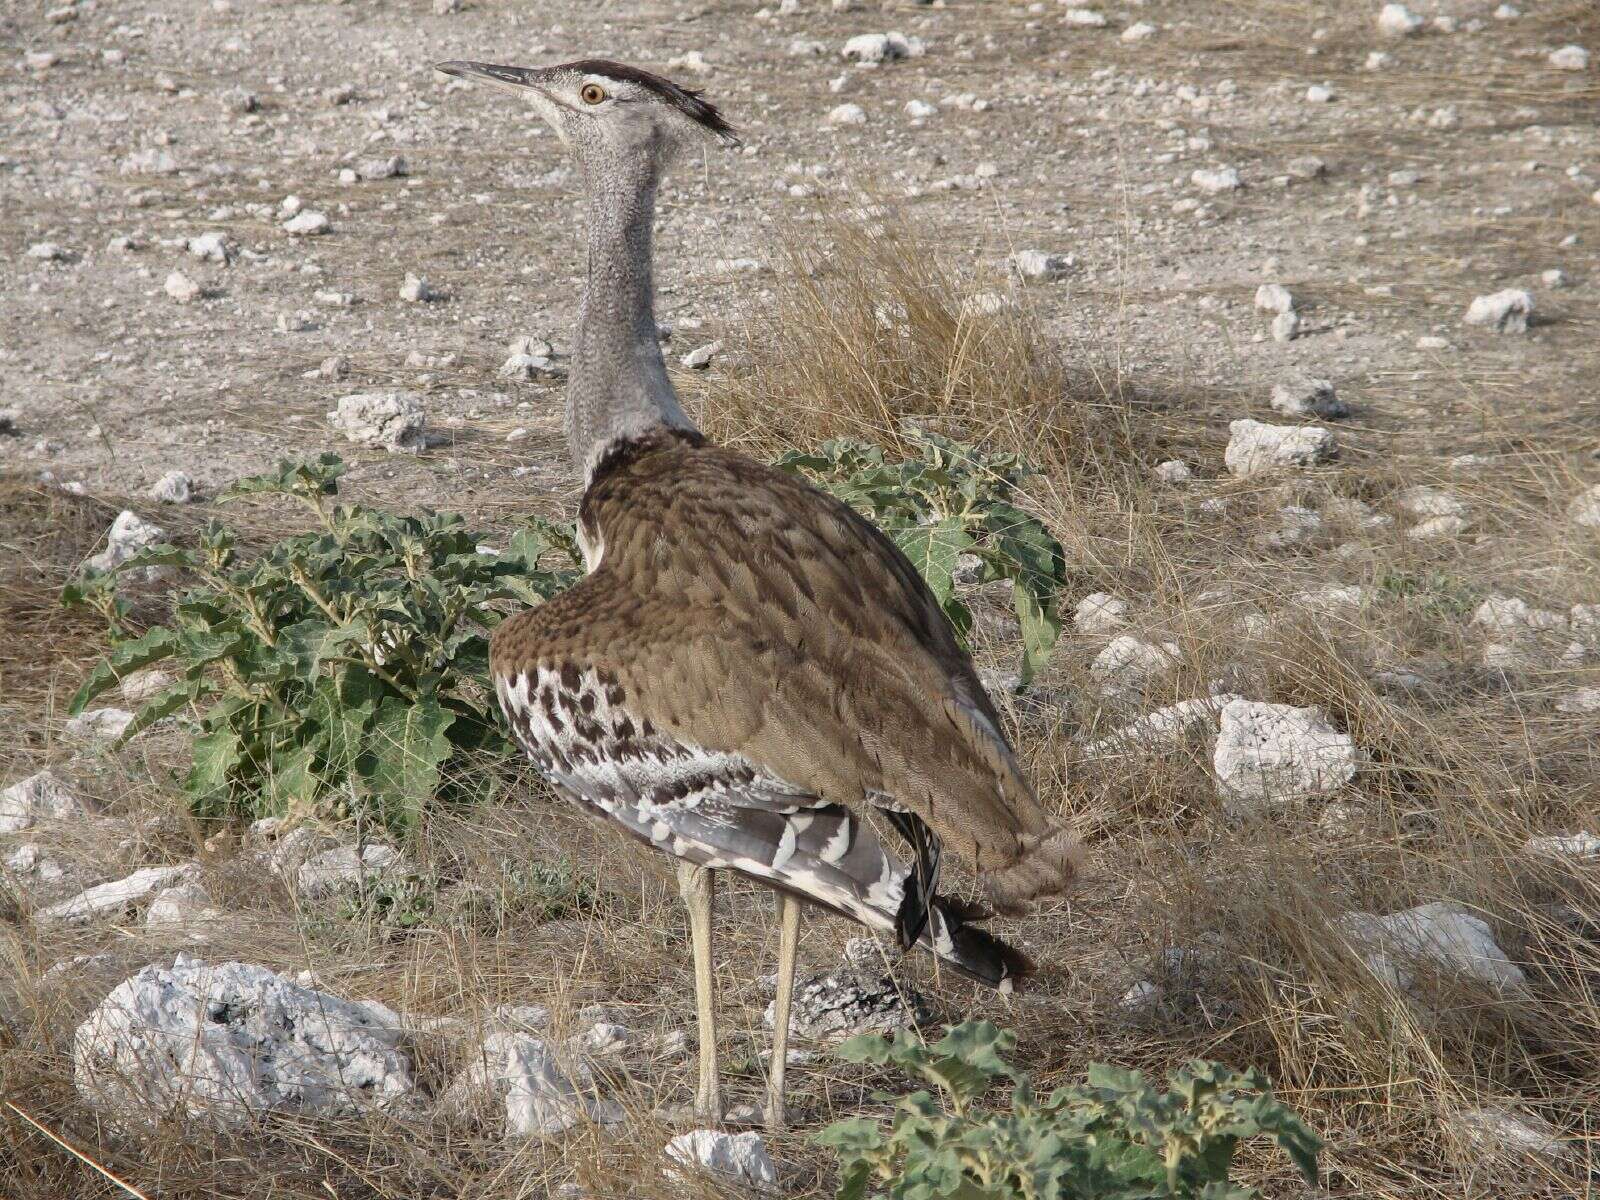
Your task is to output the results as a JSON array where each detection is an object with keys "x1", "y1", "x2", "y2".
[
  {"x1": 1375, "y1": 569, "x2": 1480, "y2": 620},
  {"x1": 64, "y1": 454, "x2": 580, "y2": 830},
  {"x1": 337, "y1": 870, "x2": 436, "y2": 931},
  {"x1": 777, "y1": 430, "x2": 1066, "y2": 684},
  {"x1": 818, "y1": 1022, "x2": 1320, "y2": 1200}
]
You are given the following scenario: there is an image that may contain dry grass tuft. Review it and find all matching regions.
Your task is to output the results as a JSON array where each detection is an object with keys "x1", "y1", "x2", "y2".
[{"x1": 692, "y1": 207, "x2": 1213, "y2": 493}]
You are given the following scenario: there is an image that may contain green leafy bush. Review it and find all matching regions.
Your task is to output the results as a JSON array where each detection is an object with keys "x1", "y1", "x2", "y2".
[
  {"x1": 818, "y1": 1022, "x2": 1320, "y2": 1200},
  {"x1": 778, "y1": 431, "x2": 1066, "y2": 684},
  {"x1": 64, "y1": 454, "x2": 580, "y2": 830}
]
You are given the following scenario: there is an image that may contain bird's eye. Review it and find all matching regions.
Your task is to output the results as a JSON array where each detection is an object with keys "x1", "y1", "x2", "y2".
[{"x1": 580, "y1": 83, "x2": 607, "y2": 105}]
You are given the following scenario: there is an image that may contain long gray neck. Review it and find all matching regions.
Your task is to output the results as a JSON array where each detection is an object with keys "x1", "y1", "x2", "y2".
[{"x1": 567, "y1": 150, "x2": 696, "y2": 481}]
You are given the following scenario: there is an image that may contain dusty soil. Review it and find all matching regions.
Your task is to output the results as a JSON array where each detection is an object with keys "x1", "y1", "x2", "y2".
[{"x1": 3, "y1": 0, "x2": 1599, "y2": 1197}]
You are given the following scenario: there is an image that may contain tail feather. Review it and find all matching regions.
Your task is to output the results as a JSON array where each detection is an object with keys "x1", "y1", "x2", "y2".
[
  {"x1": 541, "y1": 760, "x2": 1029, "y2": 988},
  {"x1": 926, "y1": 896, "x2": 1033, "y2": 990}
]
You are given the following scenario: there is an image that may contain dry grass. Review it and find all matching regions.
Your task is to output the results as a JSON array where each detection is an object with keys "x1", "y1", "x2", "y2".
[{"x1": 3, "y1": 212, "x2": 1600, "y2": 1198}]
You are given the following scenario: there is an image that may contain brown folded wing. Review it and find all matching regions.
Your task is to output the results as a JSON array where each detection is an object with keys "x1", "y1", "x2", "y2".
[{"x1": 490, "y1": 436, "x2": 1077, "y2": 912}]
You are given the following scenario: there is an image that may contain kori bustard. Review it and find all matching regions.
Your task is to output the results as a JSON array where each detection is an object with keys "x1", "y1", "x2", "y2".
[{"x1": 437, "y1": 57, "x2": 1080, "y2": 1130}]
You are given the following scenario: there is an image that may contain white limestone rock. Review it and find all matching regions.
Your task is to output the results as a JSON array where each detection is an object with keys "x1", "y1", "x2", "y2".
[
  {"x1": 1566, "y1": 483, "x2": 1600, "y2": 529},
  {"x1": 150, "y1": 470, "x2": 193, "y2": 503},
  {"x1": 1463, "y1": 288, "x2": 1533, "y2": 333},
  {"x1": 1256, "y1": 505, "x2": 1323, "y2": 550},
  {"x1": 1408, "y1": 514, "x2": 1467, "y2": 542},
  {"x1": 1323, "y1": 496, "x2": 1393, "y2": 530},
  {"x1": 64, "y1": 707, "x2": 135, "y2": 743},
  {"x1": 38, "y1": 864, "x2": 194, "y2": 925},
  {"x1": 164, "y1": 270, "x2": 203, "y2": 303},
  {"x1": 327, "y1": 392, "x2": 426, "y2": 453},
  {"x1": 295, "y1": 843, "x2": 404, "y2": 899},
  {"x1": 186, "y1": 232, "x2": 233, "y2": 264},
  {"x1": 1153, "y1": 459, "x2": 1192, "y2": 484},
  {"x1": 74, "y1": 955, "x2": 414, "y2": 1129},
  {"x1": 1080, "y1": 695, "x2": 1242, "y2": 758},
  {"x1": 1121, "y1": 21, "x2": 1157, "y2": 41},
  {"x1": 86, "y1": 509, "x2": 167, "y2": 574},
  {"x1": 665, "y1": 1129, "x2": 777, "y2": 1189},
  {"x1": 1191, "y1": 166, "x2": 1241, "y2": 194},
  {"x1": 398, "y1": 273, "x2": 438, "y2": 302},
  {"x1": 1290, "y1": 584, "x2": 1375, "y2": 617},
  {"x1": 1471, "y1": 595, "x2": 1569, "y2": 670},
  {"x1": 357, "y1": 155, "x2": 408, "y2": 180},
  {"x1": 962, "y1": 292, "x2": 1016, "y2": 318},
  {"x1": 1395, "y1": 486, "x2": 1468, "y2": 519},
  {"x1": 1270, "y1": 311, "x2": 1301, "y2": 342},
  {"x1": 499, "y1": 351, "x2": 567, "y2": 381},
  {"x1": 1448, "y1": 1107, "x2": 1570, "y2": 1163},
  {"x1": 0, "y1": 770, "x2": 91, "y2": 833},
  {"x1": 827, "y1": 102, "x2": 867, "y2": 126},
  {"x1": 1338, "y1": 902, "x2": 1525, "y2": 994},
  {"x1": 282, "y1": 210, "x2": 331, "y2": 236},
  {"x1": 762, "y1": 966, "x2": 927, "y2": 1042},
  {"x1": 1073, "y1": 592, "x2": 1129, "y2": 635},
  {"x1": 1377, "y1": 3, "x2": 1424, "y2": 36},
  {"x1": 446, "y1": 1031, "x2": 621, "y2": 1138},
  {"x1": 1009, "y1": 250, "x2": 1073, "y2": 281},
  {"x1": 4, "y1": 842, "x2": 98, "y2": 903},
  {"x1": 1213, "y1": 700, "x2": 1357, "y2": 813},
  {"x1": 1254, "y1": 283, "x2": 1295, "y2": 314},
  {"x1": 1524, "y1": 831, "x2": 1600, "y2": 860},
  {"x1": 120, "y1": 147, "x2": 180, "y2": 175},
  {"x1": 1270, "y1": 376, "x2": 1346, "y2": 418},
  {"x1": 1555, "y1": 687, "x2": 1600, "y2": 714},
  {"x1": 145, "y1": 881, "x2": 224, "y2": 938},
  {"x1": 1091, "y1": 635, "x2": 1180, "y2": 702},
  {"x1": 840, "y1": 32, "x2": 923, "y2": 64},
  {"x1": 680, "y1": 339, "x2": 723, "y2": 369},
  {"x1": 1224, "y1": 420, "x2": 1337, "y2": 478},
  {"x1": 1547, "y1": 45, "x2": 1589, "y2": 72}
]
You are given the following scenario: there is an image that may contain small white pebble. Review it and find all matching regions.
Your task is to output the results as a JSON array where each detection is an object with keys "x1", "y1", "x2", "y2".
[
  {"x1": 1377, "y1": 3, "x2": 1423, "y2": 37},
  {"x1": 1548, "y1": 45, "x2": 1589, "y2": 72}
]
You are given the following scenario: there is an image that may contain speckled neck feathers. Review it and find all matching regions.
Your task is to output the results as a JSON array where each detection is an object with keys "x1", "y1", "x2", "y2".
[{"x1": 567, "y1": 144, "x2": 698, "y2": 481}]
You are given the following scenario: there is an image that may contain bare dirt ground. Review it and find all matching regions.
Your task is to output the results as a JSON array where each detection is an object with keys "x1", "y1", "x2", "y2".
[{"x1": 3, "y1": 0, "x2": 1600, "y2": 1197}]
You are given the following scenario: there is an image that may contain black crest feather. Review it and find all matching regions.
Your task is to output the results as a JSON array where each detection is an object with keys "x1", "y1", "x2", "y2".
[{"x1": 560, "y1": 58, "x2": 738, "y2": 142}]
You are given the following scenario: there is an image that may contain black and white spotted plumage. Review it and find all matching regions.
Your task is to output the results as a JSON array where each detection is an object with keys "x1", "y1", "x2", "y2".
[{"x1": 493, "y1": 664, "x2": 1030, "y2": 989}]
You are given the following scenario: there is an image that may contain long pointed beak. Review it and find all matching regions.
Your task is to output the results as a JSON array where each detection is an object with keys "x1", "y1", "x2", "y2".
[{"x1": 434, "y1": 60, "x2": 549, "y2": 98}]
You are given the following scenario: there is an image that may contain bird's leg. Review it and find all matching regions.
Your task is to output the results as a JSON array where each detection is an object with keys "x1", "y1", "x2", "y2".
[
  {"x1": 677, "y1": 861, "x2": 722, "y2": 1122},
  {"x1": 765, "y1": 892, "x2": 802, "y2": 1130}
]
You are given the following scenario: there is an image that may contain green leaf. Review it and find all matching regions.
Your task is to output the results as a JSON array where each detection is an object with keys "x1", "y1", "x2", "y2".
[
  {"x1": 893, "y1": 517, "x2": 974, "y2": 610},
  {"x1": 362, "y1": 695, "x2": 455, "y2": 829},
  {"x1": 112, "y1": 543, "x2": 195, "y2": 574},
  {"x1": 817, "y1": 1118, "x2": 888, "y2": 1155},
  {"x1": 117, "y1": 681, "x2": 198, "y2": 744},
  {"x1": 68, "y1": 627, "x2": 179, "y2": 716},
  {"x1": 185, "y1": 726, "x2": 241, "y2": 805},
  {"x1": 1011, "y1": 584, "x2": 1059, "y2": 687},
  {"x1": 312, "y1": 668, "x2": 382, "y2": 777},
  {"x1": 264, "y1": 741, "x2": 321, "y2": 813},
  {"x1": 933, "y1": 1022, "x2": 1017, "y2": 1079}
]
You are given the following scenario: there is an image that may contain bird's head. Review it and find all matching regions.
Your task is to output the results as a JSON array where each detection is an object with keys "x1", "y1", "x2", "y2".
[{"x1": 435, "y1": 58, "x2": 738, "y2": 174}]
